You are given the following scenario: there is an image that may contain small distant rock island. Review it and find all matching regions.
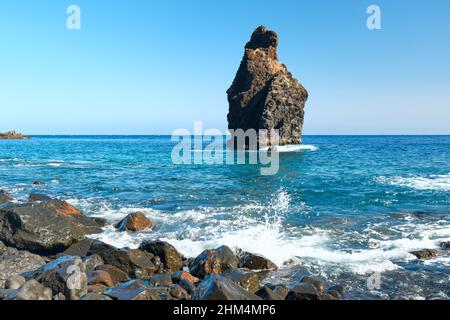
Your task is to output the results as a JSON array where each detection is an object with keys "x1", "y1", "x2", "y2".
[
  {"x1": 227, "y1": 26, "x2": 308, "y2": 148},
  {"x1": 0, "y1": 130, "x2": 30, "y2": 140}
]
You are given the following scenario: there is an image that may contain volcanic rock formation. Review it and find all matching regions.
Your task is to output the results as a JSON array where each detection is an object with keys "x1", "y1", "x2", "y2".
[{"x1": 227, "y1": 26, "x2": 308, "y2": 148}]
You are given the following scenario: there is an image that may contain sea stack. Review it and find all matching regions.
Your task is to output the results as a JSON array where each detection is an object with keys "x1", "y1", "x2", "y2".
[{"x1": 227, "y1": 26, "x2": 308, "y2": 148}]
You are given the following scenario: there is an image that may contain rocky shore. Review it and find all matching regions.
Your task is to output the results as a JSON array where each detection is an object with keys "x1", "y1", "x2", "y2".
[
  {"x1": 1, "y1": 189, "x2": 448, "y2": 300},
  {"x1": 0, "y1": 189, "x2": 347, "y2": 301},
  {"x1": 0, "y1": 131, "x2": 30, "y2": 140}
]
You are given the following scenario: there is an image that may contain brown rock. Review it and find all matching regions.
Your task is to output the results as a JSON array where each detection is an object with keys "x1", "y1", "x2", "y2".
[
  {"x1": 95, "y1": 264, "x2": 130, "y2": 284},
  {"x1": 88, "y1": 284, "x2": 107, "y2": 293},
  {"x1": 115, "y1": 212, "x2": 154, "y2": 232},
  {"x1": 410, "y1": 249, "x2": 438, "y2": 259},
  {"x1": 227, "y1": 26, "x2": 308, "y2": 148},
  {"x1": 189, "y1": 245, "x2": 238, "y2": 279},
  {"x1": 0, "y1": 190, "x2": 13, "y2": 203},
  {"x1": 0, "y1": 131, "x2": 30, "y2": 140},
  {"x1": 87, "y1": 270, "x2": 114, "y2": 287},
  {"x1": 139, "y1": 240, "x2": 183, "y2": 272}
]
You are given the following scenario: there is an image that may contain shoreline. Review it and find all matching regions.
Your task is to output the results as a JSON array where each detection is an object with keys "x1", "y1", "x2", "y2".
[{"x1": 1, "y1": 188, "x2": 449, "y2": 300}]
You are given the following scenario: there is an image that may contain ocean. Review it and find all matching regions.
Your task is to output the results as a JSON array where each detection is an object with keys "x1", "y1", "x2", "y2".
[{"x1": 1, "y1": 135, "x2": 449, "y2": 299}]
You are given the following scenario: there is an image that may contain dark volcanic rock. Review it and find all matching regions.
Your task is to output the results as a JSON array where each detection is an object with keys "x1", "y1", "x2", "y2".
[
  {"x1": 87, "y1": 240, "x2": 160, "y2": 278},
  {"x1": 87, "y1": 270, "x2": 114, "y2": 287},
  {"x1": 0, "y1": 190, "x2": 13, "y2": 204},
  {"x1": 410, "y1": 249, "x2": 438, "y2": 259},
  {"x1": 96, "y1": 265, "x2": 130, "y2": 284},
  {"x1": 255, "y1": 283, "x2": 288, "y2": 300},
  {"x1": 104, "y1": 280, "x2": 171, "y2": 300},
  {"x1": 0, "y1": 202, "x2": 102, "y2": 254},
  {"x1": 192, "y1": 274, "x2": 261, "y2": 300},
  {"x1": 223, "y1": 268, "x2": 261, "y2": 293},
  {"x1": 190, "y1": 245, "x2": 238, "y2": 279},
  {"x1": 227, "y1": 26, "x2": 308, "y2": 148},
  {"x1": 239, "y1": 251, "x2": 277, "y2": 271},
  {"x1": 0, "y1": 245, "x2": 46, "y2": 288},
  {"x1": 440, "y1": 241, "x2": 450, "y2": 250},
  {"x1": 300, "y1": 276, "x2": 326, "y2": 294},
  {"x1": 3, "y1": 279, "x2": 52, "y2": 300},
  {"x1": 28, "y1": 193, "x2": 52, "y2": 202},
  {"x1": 326, "y1": 284, "x2": 346, "y2": 299},
  {"x1": 115, "y1": 212, "x2": 154, "y2": 232},
  {"x1": 83, "y1": 254, "x2": 104, "y2": 272},
  {"x1": 0, "y1": 131, "x2": 30, "y2": 140},
  {"x1": 28, "y1": 256, "x2": 88, "y2": 300},
  {"x1": 139, "y1": 240, "x2": 183, "y2": 272},
  {"x1": 80, "y1": 292, "x2": 112, "y2": 300},
  {"x1": 286, "y1": 283, "x2": 320, "y2": 300}
]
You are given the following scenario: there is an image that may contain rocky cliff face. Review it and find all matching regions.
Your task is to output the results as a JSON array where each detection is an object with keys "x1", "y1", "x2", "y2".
[{"x1": 227, "y1": 26, "x2": 308, "y2": 147}]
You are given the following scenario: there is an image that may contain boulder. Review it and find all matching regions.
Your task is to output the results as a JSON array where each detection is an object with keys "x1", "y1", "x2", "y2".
[
  {"x1": 4, "y1": 279, "x2": 52, "y2": 300},
  {"x1": 169, "y1": 284, "x2": 189, "y2": 300},
  {"x1": 0, "y1": 246, "x2": 45, "y2": 288},
  {"x1": 239, "y1": 252, "x2": 277, "y2": 271},
  {"x1": 96, "y1": 264, "x2": 130, "y2": 284},
  {"x1": 83, "y1": 254, "x2": 104, "y2": 272},
  {"x1": 192, "y1": 274, "x2": 261, "y2": 300},
  {"x1": 88, "y1": 284, "x2": 107, "y2": 293},
  {"x1": 171, "y1": 271, "x2": 199, "y2": 294},
  {"x1": 147, "y1": 273, "x2": 173, "y2": 286},
  {"x1": 0, "y1": 202, "x2": 102, "y2": 254},
  {"x1": 4, "y1": 275, "x2": 26, "y2": 290},
  {"x1": 255, "y1": 284, "x2": 288, "y2": 300},
  {"x1": 84, "y1": 240, "x2": 160, "y2": 277},
  {"x1": 115, "y1": 212, "x2": 154, "y2": 232},
  {"x1": 326, "y1": 285, "x2": 346, "y2": 299},
  {"x1": 190, "y1": 245, "x2": 238, "y2": 278},
  {"x1": 87, "y1": 270, "x2": 114, "y2": 287},
  {"x1": 80, "y1": 292, "x2": 112, "y2": 300},
  {"x1": 410, "y1": 249, "x2": 438, "y2": 259},
  {"x1": 227, "y1": 26, "x2": 308, "y2": 148},
  {"x1": 0, "y1": 190, "x2": 13, "y2": 204},
  {"x1": 139, "y1": 240, "x2": 183, "y2": 272},
  {"x1": 286, "y1": 283, "x2": 320, "y2": 300},
  {"x1": 440, "y1": 241, "x2": 450, "y2": 250},
  {"x1": 223, "y1": 268, "x2": 260, "y2": 292},
  {"x1": 29, "y1": 193, "x2": 52, "y2": 202},
  {"x1": 300, "y1": 276, "x2": 326, "y2": 294},
  {"x1": 104, "y1": 280, "x2": 170, "y2": 300},
  {"x1": 28, "y1": 255, "x2": 88, "y2": 300}
]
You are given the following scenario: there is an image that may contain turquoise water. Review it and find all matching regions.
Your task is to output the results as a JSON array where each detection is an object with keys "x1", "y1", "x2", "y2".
[{"x1": 1, "y1": 135, "x2": 449, "y2": 299}]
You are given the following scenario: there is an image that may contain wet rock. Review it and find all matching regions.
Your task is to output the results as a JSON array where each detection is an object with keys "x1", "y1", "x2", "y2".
[
  {"x1": 62, "y1": 238, "x2": 94, "y2": 257},
  {"x1": 0, "y1": 288, "x2": 14, "y2": 299},
  {"x1": 93, "y1": 217, "x2": 108, "y2": 227},
  {"x1": 410, "y1": 249, "x2": 438, "y2": 259},
  {"x1": 4, "y1": 279, "x2": 52, "y2": 300},
  {"x1": 87, "y1": 270, "x2": 114, "y2": 287},
  {"x1": 81, "y1": 292, "x2": 112, "y2": 300},
  {"x1": 83, "y1": 254, "x2": 104, "y2": 272},
  {"x1": 0, "y1": 190, "x2": 13, "y2": 203},
  {"x1": 115, "y1": 212, "x2": 154, "y2": 232},
  {"x1": 87, "y1": 240, "x2": 159, "y2": 277},
  {"x1": 0, "y1": 246, "x2": 45, "y2": 288},
  {"x1": 326, "y1": 285, "x2": 346, "y2": 299},
  {"x1": 4, "y1": 275, "x2": 26, "y2": 289},
  {"x1": 88, "y1": 284, "x2": 107, "y2": 293},
  {"x1": 172, "y1": 271, "x2": 199, "y2": 294},
  {"x1": 170, "y1": 284, "x2": 189, "y2": 299},
  {"x1": 53, "y1": 292, "x2": 66, "y2": 300},
  {"x1": 239, "y1": 252, "x2": 277, "y2": 271},
  {"x1": 0, "y1": 202, "x2": 102, "y2": 254},
  {"x1": 320, "y1": 293, "x2": 338, "y2": 300},
  {"x1": 32, "y1": 181, "x2": 45, "y2": 185},
  {"x1": 227, "y1": 26, "x2": 308, "y2": 148},
  {"x1": 286, "y1": 283, "x2": 320, "y2": 300},
  {"x1": 223, "y1": 268, "x2": 260, "y2": 293},
  {"x1": 96, "y1": 264, "x2": 130, "y2": 284},
  {"x1": 440, "y1": 241, "x2": 450, "y2": 250},
  {"x1": 29, "y1": 193, "x2": 52, "y2": 202},
  {"x1": 104, "y1": 280, "x2": 168, "y2": 300},
  {"x1": 147, "y1": 273, "x2": 173, "y2": 286},
  {"x1": 301, "y1": 276, "x2": 326, "y2": 294},
  {"x1": 29, "y1": 255, "x2": 88, "y2": 300},
  {"x1": 190, "y1": 245, "x2": 238, "y2": 278},
  {"x1": 255, "y1": 283, "x2": 288, "y2": 300},
  {"x1": 193, "y1": 274, "x2": 261, "y2": 300},
  {"x1": 139, "y1": 240, "x2": 183, "y2": 272}
]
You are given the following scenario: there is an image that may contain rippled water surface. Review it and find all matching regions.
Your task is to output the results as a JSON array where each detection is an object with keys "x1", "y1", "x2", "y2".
[{"x1": 1, "y1": 135, "x2": 449, "y2": 299}]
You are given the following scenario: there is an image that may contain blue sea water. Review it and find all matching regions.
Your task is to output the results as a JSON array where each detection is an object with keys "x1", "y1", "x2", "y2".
[{"x1": 1, "y1": 135, "x2": 449, "y2": 299}]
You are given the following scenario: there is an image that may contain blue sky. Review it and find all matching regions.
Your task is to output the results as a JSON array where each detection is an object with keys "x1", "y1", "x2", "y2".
[{"x1": 1, "y1": 0, "x2": 449, "y2": 135}]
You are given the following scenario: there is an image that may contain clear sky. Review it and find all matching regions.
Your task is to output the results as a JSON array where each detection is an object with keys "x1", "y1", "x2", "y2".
[{"x1": 1, "y1": 0, "x2": 449, "y2": 135}]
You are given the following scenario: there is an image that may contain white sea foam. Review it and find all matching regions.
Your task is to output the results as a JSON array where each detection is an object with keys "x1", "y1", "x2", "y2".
[
  {"x1": 376, "y1": 173, "x2": 450, "y2": 191},
  {"x1": 83, "y1": 188, "x2": 449, "y2": 275}
]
